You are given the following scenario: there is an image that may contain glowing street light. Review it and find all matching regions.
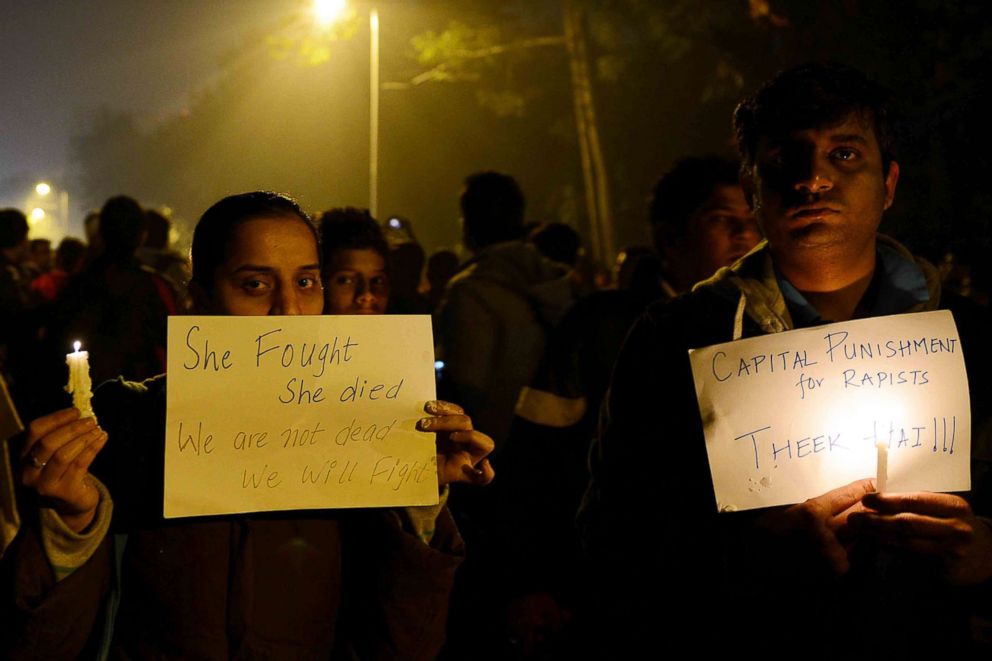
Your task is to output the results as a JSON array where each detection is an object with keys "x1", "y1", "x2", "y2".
[
  {"x1": 35, "y1": 182, "x2": 51, "y2": 196},
  {"x1": 309, "y1": 0, "x2": 380, "y2": 219},
  {"x1": 29, "y1": 208, "x2": 46, "y2": 223},
  {"x1": 313, "y1": 0, "x2": 347, "y2": 28}
]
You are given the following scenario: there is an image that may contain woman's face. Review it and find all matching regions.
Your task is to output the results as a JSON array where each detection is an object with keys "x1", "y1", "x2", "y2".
[
  {"x1": 323, "y1": 248, "x2": 390, "y2": 315},
  {"x1": 209, "y1": 216, "x2": 324, "y2": 316}
]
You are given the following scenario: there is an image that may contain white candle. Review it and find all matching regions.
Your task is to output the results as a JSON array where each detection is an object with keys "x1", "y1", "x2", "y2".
[
  {"x1": 65, "y1": 341, "x2": 96, "y2": 420},
  {"x1": 875, "y1": 441, "x2": 888, "y2": 493}
]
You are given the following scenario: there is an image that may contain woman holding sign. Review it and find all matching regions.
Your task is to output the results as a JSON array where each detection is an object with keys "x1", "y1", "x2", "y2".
[{"x1": 5, "y1": 191, "x2": 494, "y2": 659}]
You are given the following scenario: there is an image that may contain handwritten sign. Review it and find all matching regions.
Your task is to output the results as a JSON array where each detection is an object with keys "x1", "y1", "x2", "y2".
[
  {"x1": 165, "y1": 315, "x2": 438, "y2": 518},
  {"x1": 689, "y1": 310, "x2": 971, "y2": 512}
]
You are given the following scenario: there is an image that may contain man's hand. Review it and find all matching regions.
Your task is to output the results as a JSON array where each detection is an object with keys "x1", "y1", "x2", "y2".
[
  {"x1": 417, "y1": 400, "x2": 495, "y2": 488},
  {"x1": 849, "y1": 492, "x2": 992, "y2": 585},
  {"x1": 20, "y1": 408, "x2": 108, "y2": 533},
  {"x1": 756, "y1": 478, "x2": 875, "y2": 576}
]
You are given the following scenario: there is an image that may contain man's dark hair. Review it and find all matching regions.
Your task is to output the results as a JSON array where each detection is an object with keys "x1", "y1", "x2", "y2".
[
  {"x1": 56, "y1": 237, "x2": 87, "y2": 272},
  {"x1": 529, "y1": 222, "x2": 582, "y2": 267},
  {"x1": 460, "y1": 171, "x2": 525, "y2": 249},
  {"x1": 145, "y1": 209, "x2": 172, "y2": 251},
  {"x1": 734, "y1": 62, "x2": 898, "y2": 172},
  {"x1": 649, "y1": 157, "x2": 740, "y2": 235},
  {"x1": 316, "y1": 207, "x2": 389, "y2": 279},
  {"x1": 0, "y1": 209, "x2": 29, "y2": 249},
  {"x1": 99, "y1": 195, "x2": 148, "y2": 259},
  {"x1": 191, "y1": 191, "x2": 314, "y2": 289}
]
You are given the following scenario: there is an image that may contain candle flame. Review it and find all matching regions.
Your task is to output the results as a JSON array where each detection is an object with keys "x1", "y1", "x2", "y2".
[{"x1": 73, "y1": 341, "x2": 81, "y2": 352}]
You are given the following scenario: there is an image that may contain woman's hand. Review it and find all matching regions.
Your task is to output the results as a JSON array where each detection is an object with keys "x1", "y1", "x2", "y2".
[
  {"x1": 20, "y1": 408, "x2": 108, "y2": 533},
  {"x1": 417, "y1": 400, "x2": 495, "y2": 488}
]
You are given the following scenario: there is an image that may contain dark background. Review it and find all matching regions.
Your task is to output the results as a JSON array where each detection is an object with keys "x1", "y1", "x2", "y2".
[{"x1": 2, "y1": 0, "x2": 990, "y2": 269}]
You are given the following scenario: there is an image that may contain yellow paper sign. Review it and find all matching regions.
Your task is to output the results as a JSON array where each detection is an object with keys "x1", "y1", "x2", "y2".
[
  {"x1": 689, "y1": 310, "x2": 971, "y2": 512},
  {"x1": 165, "y1": 315, "x2": 438, "y2": 518}
]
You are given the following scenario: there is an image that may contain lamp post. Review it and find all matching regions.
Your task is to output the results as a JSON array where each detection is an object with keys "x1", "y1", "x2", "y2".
[{"x1": 312, "y1": 0, "x2": 380, "y2": 218}]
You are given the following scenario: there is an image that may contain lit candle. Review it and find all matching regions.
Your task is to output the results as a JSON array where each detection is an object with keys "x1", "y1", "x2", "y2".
[
  {"x1": 65, "y1": 341, "x2": 96, "y2": 420},
  {"x1": 875, "y1": 441, "x2": 888, "y2": 493}
]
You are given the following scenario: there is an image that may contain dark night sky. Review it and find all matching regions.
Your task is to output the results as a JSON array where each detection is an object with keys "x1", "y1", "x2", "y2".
[
  {"x1": 0, "y1": 0, "x2": 577, "y2": 251},
  {"x1": 5, "y1": 1, "x2": 991, "y2": 265},
  {"x1": 0, "y1": 0, "x2": 288, "y2": 187}
]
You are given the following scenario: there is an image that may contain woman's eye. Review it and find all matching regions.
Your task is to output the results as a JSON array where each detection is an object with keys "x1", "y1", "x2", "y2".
[
  {"x1": 334, "y1": 274, "x2": 355, "y2": 286},
  {"x1": 298, "y1": 276, "x2": 317, "y2": 288},
  {"x1": 242, "y1": 278, "x2": 269, "y2": 292}
]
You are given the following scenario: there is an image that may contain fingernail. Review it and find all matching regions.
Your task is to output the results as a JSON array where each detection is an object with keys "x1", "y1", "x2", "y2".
[
  {"x1": 417, "y1": 418, "x2": 433, "y2": 431},
  {"x1": 425, "y1": 401, "x2": 439, "y2": 414}
]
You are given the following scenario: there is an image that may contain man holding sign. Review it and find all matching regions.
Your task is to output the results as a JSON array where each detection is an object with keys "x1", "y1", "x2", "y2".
[{"x1": 582, "y1": 63, "x2": 992, "y2": 657}]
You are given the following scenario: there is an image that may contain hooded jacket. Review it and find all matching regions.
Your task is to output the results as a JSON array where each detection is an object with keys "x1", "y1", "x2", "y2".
[
  {"x1": 581, "y1": 236, "x2": 992, "y2": 659},
  {"x1": 436, "y1": 241, "x2": 575, "y2": 452}
]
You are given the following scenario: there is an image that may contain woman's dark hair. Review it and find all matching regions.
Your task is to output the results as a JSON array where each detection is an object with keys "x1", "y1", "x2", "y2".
[
  {"x1": 190, "y1": 191, "x2": 315, "y2": 290},
  {"x1": 315, "y1": 207, "x2": 390, "y2": 280}
]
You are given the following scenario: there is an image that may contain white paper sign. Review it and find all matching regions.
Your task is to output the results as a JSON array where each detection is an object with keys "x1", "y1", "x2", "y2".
[
  {"x1": 689, "y1": 310, "x2": 970, "y2": 512},
  {"x1": 164, "y1": 315, "x2": 438, "y2": 518}
]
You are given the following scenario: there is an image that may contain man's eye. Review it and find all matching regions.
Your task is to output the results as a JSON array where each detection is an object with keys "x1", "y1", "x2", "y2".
[
  {"x1": 371, "y1": 275, "x2": 389, "y2": 288},
  {"x1": 298, "y1": 276, "x2": 317, "y2": 288},
  {"x1": 242, "y1": 279, "x2": 269, "y2": 292},
  {"x1": 832, "y1": 148, "x2": 858, "y2": 161},
  {"x1": 334, "y1": 274, "x2": 355, "y2": 286}
]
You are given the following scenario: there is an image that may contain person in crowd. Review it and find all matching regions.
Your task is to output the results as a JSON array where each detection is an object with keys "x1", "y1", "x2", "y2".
[
  {"x1": 137, "y1": 208, "x2": 192, "y2": 310},
  {"x1": 316, "y1": 207, "x2": 392, "y2": 315},
  {"x1": 30, "y1": 237, "x2": 86, "y2": 302},
  {"x1": 388, "y1": 242, "x2": 432, "y2": 315},
  {"x1": 501, "y1": 156, "x2": 759, "y2": 658},
  {"x1": 25, "y1": 239, "x2": 52, "y2": 278},
  {"x1": 3, "y1": 191, "x2": 494, "y2": 658},
  {"x1": 47, "y1": 196, "x2": 179, "y2": 386},
  {"x1": 581, "y1": 62, "x2": 992, "y2": 658},
  {"x1": 82, "y1": 209, "x2": 102, "y2": 261},
  {"x1": 1, "y1": 211, "x2": 35, "y2": 396},
  {"x1": 529, "y1": 222, "x2": 583, "y2": 270},
  {"x1": 612, "y1": 244, "x2": 658, "y2": 292},
  {"x1": 426, "y1": 249, "x2": 460, "y2": 313},
  {"x1": 435, "y1": 171, "x2": 575, "y2": 453}
]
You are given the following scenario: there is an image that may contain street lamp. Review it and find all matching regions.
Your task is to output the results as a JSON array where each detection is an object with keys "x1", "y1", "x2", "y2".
[
  {"x1": 27, "y1": 181, "x2": 70, "y2": 239},
  {"x1": 313, "y1": 0, "x2": 347, "y2": 27},
  {"x1": 311, "y1": 0, "x2": 380, "y2": 219}
]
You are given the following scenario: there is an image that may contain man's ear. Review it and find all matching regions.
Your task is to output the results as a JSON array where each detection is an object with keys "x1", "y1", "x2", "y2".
[
  {"x1": 883, "y1": 161, "x2": 900, "y2": 211},
  {"x1": 739, "y1": 167, "x2": 756, "y2": 210},
  {"x1": 651, "y1": 222, "x2": 679, "y2": 259}
]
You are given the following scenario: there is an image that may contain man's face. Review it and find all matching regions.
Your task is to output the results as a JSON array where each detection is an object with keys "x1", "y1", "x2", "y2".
[
  {"x1": 744, "y1": 112, "x2": 899, "y2": 263},
  {"x1": 663, "y1": 184, "x2": 760, "y2": 289}
]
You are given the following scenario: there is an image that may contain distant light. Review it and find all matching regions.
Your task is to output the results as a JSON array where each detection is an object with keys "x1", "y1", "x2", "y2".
[
  {"x1": 313, "y1": 0, "x2": 347, "y2": 27},
  {"x1": 388, "y1": 217, "x2": 402, "y2": 229},
  {"x1": 35, "y1": 182, "x2": 51, "y2": 196},
  {"x1": 434, "y1": 360, "x2": 445, "y2": 370},
  {"x1": 29, "y1": 208, "x2": 45, "y2": 222},
  {"x1": 73, "y1": 340, "x2": 81, "y2": 353}
]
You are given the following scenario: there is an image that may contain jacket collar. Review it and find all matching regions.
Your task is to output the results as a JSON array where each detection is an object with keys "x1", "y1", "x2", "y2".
[{"x1": 694, "y1": 234, "x2": 941, "y2": 337}]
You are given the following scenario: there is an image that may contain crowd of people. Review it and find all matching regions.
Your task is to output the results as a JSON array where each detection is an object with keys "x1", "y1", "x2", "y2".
[{"x1": 2, "y1": 62, "x2": 991, "y2": 659}]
